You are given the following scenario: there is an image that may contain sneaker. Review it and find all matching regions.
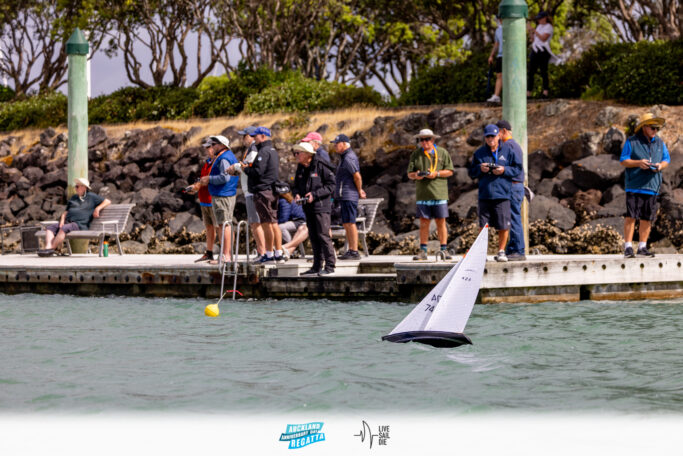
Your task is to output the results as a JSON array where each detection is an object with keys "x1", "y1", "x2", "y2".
[
  {"x1": 486, "y1": 94, "x2": 501, "y2": 103},
  {"x1": 318, "y1": 269, "x2": 335, "y2": 276},
  {"x1": 413, "y1": 250, "x2": 428, "y2": 261},
  {"x1": 624, "y1": 246, "x2": 635, "y2": 258},
  {"x1": 194, "y1": 252, "x2": 213, "y2": 263},
  {"x1": 494, "y1": 251, "x2": 508, "y2": 262},
  {"x1": 506, "y1": 252, "x2": 526, "y2": 261},
  {"x1": 274, "y1": 255, "x2": 286, "y2": 263},
  {"x1": 338, "y1": 250, "x2": 360, "y2": 260},
  {"x1": 636, "y1": 246, "x2": 655, "y2": 257},
  {"x1": 300, "y1": 268, "x2": 320, "y2": 276},
  {"x1": 255, "y1": 255, "x2": 275, "y2": 264}
]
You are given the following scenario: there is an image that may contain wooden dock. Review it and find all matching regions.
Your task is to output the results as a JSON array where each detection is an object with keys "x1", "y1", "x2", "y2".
[{"x1": 0, "y1": 253, "x2": 682, "y2": 302}]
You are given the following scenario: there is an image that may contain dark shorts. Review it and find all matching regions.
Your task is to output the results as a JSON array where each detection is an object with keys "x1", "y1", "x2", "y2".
[
  {"x1": 46, "y1": 222, "x2": 80, "y2": 235},
  {"x1": 625, "y1": 192, "x2": 658, "y2": 221},
  {"x1": 416, "y1": 202, "x2": 449, "y2": 220},
  {"x1": 340, "y1": 200, "x2": 358, "y2": 224},
  {"x1": 494, "y1": 56, "x2": 502, "y2": 73},
  {"x1": 254, "y1": 190, "x2": 278, "y2": 223},
  {"x1": 478, "y1": 199, "x2": 511, "y2": 230}
]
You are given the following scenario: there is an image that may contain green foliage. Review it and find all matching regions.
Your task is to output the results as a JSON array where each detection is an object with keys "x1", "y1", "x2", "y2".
[
  {"x1": 244, "y1": 72, "x2": 384, "y2": 114},
  {"x1": 0, "y1": 85, "x2": 15, "y2": 103},
  {"x1": 89, "y1": 86, "x2": 198, "y2": 124},
  {"x1": 0, "y1": 91, "x2": 67, "y2": 131},
  {"x1": 399, "y1": 52, "x2": 489, "y2": 105}
]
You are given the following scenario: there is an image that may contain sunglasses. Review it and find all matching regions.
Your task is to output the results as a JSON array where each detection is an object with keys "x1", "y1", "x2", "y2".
[
  {"x1": 646, "y1": 125, "x2": 661, "y2": 131},
  {"x1": 419, "y1": 138, "x2": 432, "y2": 142}
]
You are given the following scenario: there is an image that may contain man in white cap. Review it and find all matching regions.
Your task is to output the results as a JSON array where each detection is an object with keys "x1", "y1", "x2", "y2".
[
  {"x1": 43, "y1": 177, "x2": 111, "y2": 253},
  {"x1": 407, "y1": 128, "x2": 454, "y2": 260},
  {"x1": 620, "y1": 113, "x2": 670, "y2": 258}
]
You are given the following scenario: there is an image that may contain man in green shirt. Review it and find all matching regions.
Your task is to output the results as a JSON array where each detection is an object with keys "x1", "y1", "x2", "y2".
[{"x1": 406, "y1": 129, "x2": 455, "y2": 260}]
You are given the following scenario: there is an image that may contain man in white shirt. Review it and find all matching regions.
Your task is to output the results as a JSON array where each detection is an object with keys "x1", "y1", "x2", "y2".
[{"x1": 527, "y1": 11, "x2": 554, "y2": 98}]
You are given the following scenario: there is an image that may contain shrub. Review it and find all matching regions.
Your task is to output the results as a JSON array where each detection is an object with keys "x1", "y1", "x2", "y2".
[
  {"x1": 89, "y1": 86, "x2": 197, "y2": 124},
  {"x1": 0, "y1": 85, "x2": 15, "y2": 103},
  {"x1": 0, "y1": 91, "x2": 67, "y2": 131},
  {"x1": 244, "y1": 72, "x2": 383, "y2": 113}
]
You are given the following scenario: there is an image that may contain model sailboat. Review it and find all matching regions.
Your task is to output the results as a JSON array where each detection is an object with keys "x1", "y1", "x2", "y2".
[{"x1": 382, "y1": 226, "x2": 488, "y2": 348}]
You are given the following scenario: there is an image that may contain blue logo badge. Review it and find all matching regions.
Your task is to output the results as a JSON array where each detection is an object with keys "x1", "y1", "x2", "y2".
[{"x1": 279, "y1": 422, "x2": 325, "y2": 449}]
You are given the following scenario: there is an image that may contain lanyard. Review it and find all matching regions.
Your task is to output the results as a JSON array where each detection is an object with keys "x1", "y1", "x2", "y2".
[{"x1": 423, "y1": 145, "x2": 438, "y2": 173}]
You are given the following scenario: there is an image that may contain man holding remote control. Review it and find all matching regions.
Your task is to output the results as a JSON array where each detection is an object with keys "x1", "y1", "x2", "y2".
[
  {"x1": 407, "y1": 129, "x2": 455, "y2": 261},
  {"x1": 620, "y1": 113, "x2": 670, "y2": 258},
  {"x1": 469, "y1": 124, "x2": 522, "y2": 262}
]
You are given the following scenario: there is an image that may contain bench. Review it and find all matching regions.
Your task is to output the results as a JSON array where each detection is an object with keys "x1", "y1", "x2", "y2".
[
  {"x1": 331, "y1": 198, "x2": 383, "y2": 257},
  {"x1": 35, "y1": 203, "x2": 135, "y2": 256}
]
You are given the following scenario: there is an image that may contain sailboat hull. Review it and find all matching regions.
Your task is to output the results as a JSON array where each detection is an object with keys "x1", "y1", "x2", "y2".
[{"x1": 382, "y1": 331, "x2": 472, "y2": 348}]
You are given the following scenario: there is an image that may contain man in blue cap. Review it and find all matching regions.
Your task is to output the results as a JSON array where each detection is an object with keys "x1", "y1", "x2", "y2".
[
  {"x1": 331, "y1": 134, "x2": 366, "y2": 260},
  {"x1": 469, "y1": 124, "x2": 522, "y2": 262},
  {"x1": 497, "y1": 119, "x2": 526, "y2": 261},
  {"x1": 243, "y1": 126, "x2": 284, "y2": 263}
]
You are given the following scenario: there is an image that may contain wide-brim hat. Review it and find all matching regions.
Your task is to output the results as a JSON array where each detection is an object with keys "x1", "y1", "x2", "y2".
[
  {"x1": 634, "y1": 113, "x2": 665, "y2": 133},
  {"x1": 293, "y1": 142, "x2": 316, "y2": 155},
  {"x1": 412, "y1": 128, "x2": 440, "y2": 140},
  {"x1": 74, "y1": 177, "x2": 90, "y2": 189}
]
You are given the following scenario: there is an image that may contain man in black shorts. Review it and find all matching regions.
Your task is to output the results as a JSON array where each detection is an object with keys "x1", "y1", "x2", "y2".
[
  {"x1": 243, "y1": 126, "x2": 284, "y2": 263},
  {"x1": 468, "y1": 124, "x2": 522, "y2": 262},
  {"x1": 619, "y1": 113, "x2": 670, "y2": 258}
]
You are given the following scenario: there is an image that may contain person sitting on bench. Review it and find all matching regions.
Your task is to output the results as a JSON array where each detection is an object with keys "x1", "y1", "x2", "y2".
[{"x1": 43, "y1": 177, "x2": 111, "y2": 253}]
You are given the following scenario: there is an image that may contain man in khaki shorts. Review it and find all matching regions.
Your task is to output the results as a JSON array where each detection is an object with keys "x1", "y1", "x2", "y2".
[
  {"x1": 190, "y1": 141, "x2": 219, "y2": 262},
  {"x1": 199, "y1": 135, "x2": 239, "y2": 264}
]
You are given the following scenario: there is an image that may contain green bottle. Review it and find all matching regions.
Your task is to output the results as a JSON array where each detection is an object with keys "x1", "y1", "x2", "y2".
[{"x1": 103, "y1": 241, "x2": 109, "y2": 257}]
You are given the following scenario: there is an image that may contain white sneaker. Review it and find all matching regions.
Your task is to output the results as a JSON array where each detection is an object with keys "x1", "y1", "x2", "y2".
[
  {"x1": 486, "y1": 94, "x2": 501, "y2": 103},
  {"x1": 494, "y1": 251, "x2": 508, "y2": 262}
]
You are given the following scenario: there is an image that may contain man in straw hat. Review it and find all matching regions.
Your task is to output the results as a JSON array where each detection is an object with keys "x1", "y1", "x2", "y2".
[
  {"x1": 407, "y1": 128, "x2": 455, "y2": 260},
  {"x1": 292, "y1": 142, "x2": 337, "y2": 276},
  {"x1": 42, "y1": 177, "x2": 111, "y2": 254},
  {"x1": 620, "y1": 112, "x2": 670, "y2": 258}
]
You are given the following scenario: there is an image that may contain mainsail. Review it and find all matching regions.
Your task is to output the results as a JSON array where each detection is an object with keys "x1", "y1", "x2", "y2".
[{"x1": 382, "y1": 226, "x2": 489, "y2": 348}]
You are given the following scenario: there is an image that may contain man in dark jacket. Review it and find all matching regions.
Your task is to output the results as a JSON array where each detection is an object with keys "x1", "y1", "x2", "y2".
[
  {"x1": 496, "y1": 120, "x2": 526, "y2": 261},
  {"x1": 469, "y1": 124, "x2": 522, "y2": 262},
  {"x1": 243, "y1": 126, "x2": 284, "y2": 263},
  {"x1": 292, "y1": 142, "x2": 337, "y2": 276},
  {"x1": 620, "y1": 113, "x2": 670, "y2": 258}
]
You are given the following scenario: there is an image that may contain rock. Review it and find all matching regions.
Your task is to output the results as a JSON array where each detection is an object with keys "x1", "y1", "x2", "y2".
[
  {"x1": 428, "y1": 108, "x2": 476, "y2": 136},
  {"x1": 38, "y1": 169, "x2": 67, "y2": 190},
  {"x1": 103, "y1": 165, "x2": 123, "y2": 182},
  {"x1": 595, "y1": 106, "x2": 621, "y2": 127},
  {"x1": 448, "y1": 188, "x2": 478, "y2": 222},
  {"x1": 584, "y1": 216, "x2": 623, "y2": 234},
  {"x1": 88, "y1": 125, "x2": 108, "y2": 148},
  {"x1": 169, "y1": 212, "x2": 204, "y2": 235},
  {"x1": 394, "y1": 113, "x2": 428, "y2": 133},
  {"x1": 15, "y1": 176, "x2": 31, "y2": 192},
  {"x1": 376, "y1": 172, "x2": 402, "y2": 188},
  {"x1": 544, "y1": 99, "x2": 570, "y2": 117},
  {"x1": 364, "y1": 185, "x2": 390, "y2": 213},
  {"x1": 134, "y1": 187, "x2": 159, "y2": 206},
  {"x1": 39, "y1": 127, "x2": 56, "y2": 147},
  {"x1": 466, "y1": 125, "x2": 484, "y2": 147},
  {"x1": 528, "y1": 149, "x2": 556, "y2": 187},
  {"x1": 529, "y1": 195, "x2": 576, "y2": 230},
  {"x1": 393, "y1": 182, "x2": 416, "y2": 219},
  {"x1": 449, "y1": 167, "x2": 474, "y2": 192},
  {"x1": 571, "y1": 154, "x2": 623, "y2": 191},
  {"x1": 596, "y1": 192, "x2": 625, "y2": 218},
  {"x1": 9, "y1": 196, "x2": 26, "y2": 214},
  {"x1": 139, "y1": 225, "x2": 155, "y2": 245},
  {"x1": 120, "y1": 240, "x2": 147, "y2": 254},
  {"x1": 553, "y1": 178, "x2": 580, "y2": 198},
  {"x1": 600, "y1": 127, "x2": 625, "y2": 156},
  {"x1": 15, "y1": 204, "x2": 48, "y2": 223},
  {"x1": 534, "y1": 178, "x2": 555, "y2": 196},
  {"x1": 571, "y1": 189, "x2": 602, "y2": 213},
  {"x1": 552, "y1": 132, "x2": 601, "y2": 166},
  {"x1": 601, "y1": 184, "x2": 624, "y2": 205},
  {"x1": 0, "y1": 165, "x2": 23, "y2": 184},
  {"x1": 152, "y1": 191, "x2": 184, "y2": 213}
]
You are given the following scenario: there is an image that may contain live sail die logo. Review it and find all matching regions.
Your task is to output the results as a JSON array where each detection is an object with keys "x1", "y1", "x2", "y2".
[
  {"x1": 279, "y1": 422, "x2": 326, "y2": 449},
  {"x1": 354, "y1": 420, "x2": 390, "y2": 449}
]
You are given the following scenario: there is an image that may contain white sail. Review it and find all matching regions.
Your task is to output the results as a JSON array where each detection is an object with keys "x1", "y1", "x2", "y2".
[
  {"x1": 425, "y1": 226, "x2": 488, "y2": 333},
  {"x1": 387, "y1": 259, "x2": 463, "y2": 335}
]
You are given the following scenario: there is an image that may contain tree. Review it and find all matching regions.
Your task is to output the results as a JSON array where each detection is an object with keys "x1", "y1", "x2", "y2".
[{"x1": 577, "y1": 0, "x2": 680, "y2": 41}]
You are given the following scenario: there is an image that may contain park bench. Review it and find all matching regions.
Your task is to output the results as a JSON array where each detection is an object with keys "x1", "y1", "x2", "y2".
[
  {"x1": 35, "y1": 203, "x2": 135, "y2": 256},
  {"x1": 331, "y1": 197, "x2": 383, "y2": 257}
]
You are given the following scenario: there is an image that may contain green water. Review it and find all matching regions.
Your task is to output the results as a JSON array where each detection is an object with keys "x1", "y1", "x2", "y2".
[{"x1": 0, "y1": 294, "x2": 681, "y2": 413}]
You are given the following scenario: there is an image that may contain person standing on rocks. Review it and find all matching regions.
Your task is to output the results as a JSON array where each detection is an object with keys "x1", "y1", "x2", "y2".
[
  {"x1": 43, "y1": 177, "x2": 111, "y2": 254},
  {"x1": 486, "y1": 15, "x2": 503, "y2": 104},
  {"x1": 407, "y1": 129, "x2": 455, "y2": 261},
  {"x1": 189, "y1": 140, "x2": 219, "y2": 262},
  {"x1": 243, "y1": 127, "x2": 284, "y2": 263},
  {"x1": 496, "y1": 120, "x2": 526, "y2": 261},
  {"x1": 229, "y1": 126, "x2": 266, "y2": 261},
  {"x1": 469, "y1": 124, "x2": 522, "y2": 262},
  {"x1": 300, "y1": 132, "x2": 330, "y2": 164},
  {"x1": 292, "y1": 142, "x2": 337, "y2": 276},
  {"x1": 199, "y1": 135, "x2": 238, "y2": 265},
  {"x1": 331, "y1": 134, "x2": 366, "y2": 260},
  {"x1": 620, "y1": 113, "x2": 670, "y2": 258}
]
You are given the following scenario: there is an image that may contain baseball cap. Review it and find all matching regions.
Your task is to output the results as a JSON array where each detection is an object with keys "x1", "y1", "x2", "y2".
[
  {"x1": 495, "y1": 120, "x2": 512, "y2": 131},
  {"x1": 253, "y1": 126, "x2": 271, "y2": 137},
  {"x1": 331, "y1": 134, "x2": 350, "y2": 144},
  {"x1": 301, "y1": 132, "x2": 323, "y2": 143},
  {"x1": 483, "y1": 124, "x2": 499, "y2": 137},
  {"x1": 293, "y1": 142, "x2": 316, "y2": 154},
  {"x1": 237, "y1": 126, "x2": 257, "y2": 136}
]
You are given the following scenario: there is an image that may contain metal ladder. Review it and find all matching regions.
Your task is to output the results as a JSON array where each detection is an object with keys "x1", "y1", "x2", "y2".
[{"x1": 217, "y1": 220, "x2": 251, "y2": 300}]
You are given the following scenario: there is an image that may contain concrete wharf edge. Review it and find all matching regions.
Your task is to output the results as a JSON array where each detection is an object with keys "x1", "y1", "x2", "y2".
[{"x1": 0, "y1": 254, "x2": 682, "y2": 303}]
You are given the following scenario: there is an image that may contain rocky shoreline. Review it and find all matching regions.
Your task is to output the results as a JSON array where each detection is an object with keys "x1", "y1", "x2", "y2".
[{"x1": 1, "y1": 101, "x2": 681, "y2": 255}]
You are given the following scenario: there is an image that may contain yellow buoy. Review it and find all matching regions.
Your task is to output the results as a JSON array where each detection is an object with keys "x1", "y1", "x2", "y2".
[{"x1": 204, "y1": 303, "x2": 220, "y2": 317}]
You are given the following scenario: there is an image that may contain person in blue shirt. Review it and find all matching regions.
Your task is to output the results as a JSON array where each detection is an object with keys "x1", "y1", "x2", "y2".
[
  {"x1": 199, "y1": 135, "x2": 238, "y2": 264},
  {"x1": 497, "y1": 120, "x2": 526, "y2": 261},
  {"x1": 469, "y1": 124, "x2": 522, "y2": 262},
  {"x1": 619, "y1": 113, "x2": 670, "y2": 258}
]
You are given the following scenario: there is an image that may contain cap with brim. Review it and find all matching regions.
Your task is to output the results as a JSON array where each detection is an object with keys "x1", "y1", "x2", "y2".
[
  {"x1": 253, "y1": 126, "x2": 271, "y2": 137},
  {"x1": 496, "y1": 120, "x2": 512, "y2": 131},
  {"x1": 534, "y1": 11, "x2": 549, "y2": 20},
  {"x1": 412, "y1": 128, "x2": 439, "y2": 140},
  {"x1": 293, "y1": 142, "x2": 316, "y2": 155},
  {"x1": 483, "y1": 124, "x2": 500, "y2": 137},
  {"x1": 634, "y1": 113, "x2": 665, "y2": 133},
  {"x1": 237, "y1": 126, "x2": 257, "y2": 136},
  {"x1": 74, "y1": 177, "x2": 90, "y2": 189},
  {"x1": 331, "y1": 134, "x2": 350, "y2": 144},
  {"x1": 209, "y1": 135, "x2": 230, "y2": 148},
  {"x1": 302, "y1": 132, "x2": 323, "y2": 143}
]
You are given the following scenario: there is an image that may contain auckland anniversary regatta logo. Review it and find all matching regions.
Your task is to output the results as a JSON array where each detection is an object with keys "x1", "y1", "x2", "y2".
[{"x1": 279, "y1": 422, "x2": 326, "y2": 449}]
